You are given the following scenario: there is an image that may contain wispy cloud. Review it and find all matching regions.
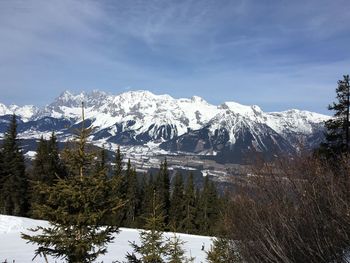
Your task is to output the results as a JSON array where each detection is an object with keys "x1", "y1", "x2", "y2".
[{"x1": 0, "y1": 0, "x2": 349, "y2": 113}]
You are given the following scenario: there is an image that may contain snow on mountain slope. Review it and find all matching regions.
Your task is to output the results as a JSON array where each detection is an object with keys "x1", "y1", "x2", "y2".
[
  {"x1": 0, "y1": 103, "x2": 38, "y2": 121},
  {"x1": 34, "y1": 90, "x2": 219, "y2": 135},
  {"x1": 266, "y1": 109, "x2": 329, "y2": 134},
  {"x1": 0, "y1": 90, "x2": 330, "y2": 162},
  {"x1": 0, "y1": 215, "x2": 212, "y2": 262}
]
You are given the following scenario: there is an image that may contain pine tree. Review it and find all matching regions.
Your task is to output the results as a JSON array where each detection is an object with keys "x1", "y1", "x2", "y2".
[
  {"x1": 139, "y1": 174, "x2": 155, "y2": 226},
  {"x1": 126, "y1": 191, "x2": 167, "y2": 263},
  {"x1": 32, "y1": 136, "x2": 49, "y2": 182},
  {"x1": 0, "y1": 114, "x2": 28, "y2": 216},
  {"x1": 197, "y1": 176, "x2": 219, "y2": 235},
  {"x1": 115, "y1": 146, "x2": 123, "y2": 177},
  {"x1": 22, "y1": 104, "x2": 124, "y2": 262},
  {"x1": 165, "y1": 231, "x2": 195, "y2": 263},
  {"x1": 0, "y1": 149, "x2": 3, "y2": 197},
  {"x1": 206, "y1": 238, "x2": 240, "y2": 263},
  {"x1": 94, "y1": 147, "x2": 107, "y2": 176},
  {"x1": 320, "y1": 75, "x2": 350, "y2": 158},
  {"x1": 169, "y1": 173, "x2": 185, "y2": 230},
  {"x1": 47, "y1": 132, "x2": 66, "y2": 180},
  {"x1": 106, "y1": 147, "x2": 125, "y2": 226},
  {"x1": 182, "y1": 173, "x2": 197, "y2": 234},
  {"x1": 30, "y1": 136, "x2": 49, "y2": 214},
  {"x1": 155, "y1": 159, "x2": 170, "y2": 228},
  {"x1": 125, "y1": 167, "x2": 139, "y2": 227},
  {"x1": 30, "y1": 133, "x2": 66, "y2": 209}
]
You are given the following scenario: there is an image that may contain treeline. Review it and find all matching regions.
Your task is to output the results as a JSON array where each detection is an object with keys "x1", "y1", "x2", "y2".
[{"x1": 0, "y1": 114, "x2": 226, "y2": 237}]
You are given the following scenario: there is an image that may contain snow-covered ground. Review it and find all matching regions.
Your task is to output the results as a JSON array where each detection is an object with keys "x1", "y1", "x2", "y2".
[{"x1": 0, "y1": 215, "x2": 212, "y2": 262}]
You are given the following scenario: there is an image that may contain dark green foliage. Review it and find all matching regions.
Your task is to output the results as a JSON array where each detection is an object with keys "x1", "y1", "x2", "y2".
[
  {"x1": 106, "y1": 147, "x2": 125, "y2": 226},
  {"x1": 32, "y1": 137, "x2": 49, "y2": 182},
  {"x1": 23, "y1": 173, "x2": 123, "y2": 262},
  {"x1": 126, "y1": 191, "x2": 167, "y2": 263},
  {"x1": 169, "y1": 173, "x2": 185, "y2": 230},
  {"x1": 319, "y1": 75, "x2": 350, "y2": 159},
  {"x1": 206, "y1": 238, "x2": 240, "y2": 263},
  {"x1": 165, "y1": 231, "x2": 195, "y2": 263},
  {"x1": 94, "y1": 147, "x2": 107, "y2": 176},
  {"x1": 115, "y1": 146, "x2": 123, "y2": 177},
  {"x1": 139, "y1": 174, "x2": 155, "y2": 226},
  {"x1": 22, "y1": 111, "x2": 124, "y2": 262},
  {"x1": 30, "y1": 133, "x2": 66, "y2": 216},
  {"x1": 197, "y1": 176, "x2": 219, "y2": 235},
  {"x1": 155, "y1": 159, "x2": 171, "y2": 228},
  {"x1": 0, "y1": 114, "x2": 28, "y2": 216},
  {"x1": 125, "y1": 165, "x2": 139, "y2": 227},
  {"x1": 182, "y1": 173, "x2": 197, "y2": 234}
]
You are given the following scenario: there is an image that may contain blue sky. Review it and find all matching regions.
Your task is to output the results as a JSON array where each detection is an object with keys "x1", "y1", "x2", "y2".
[{"x1": 0, "y1": 0, "x2": 349, "y2": 114}]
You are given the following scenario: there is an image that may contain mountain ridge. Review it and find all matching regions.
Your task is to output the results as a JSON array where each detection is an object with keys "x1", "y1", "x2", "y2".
[{"x1": 0, "y1": 90, "x2": 329, "y2": 163}]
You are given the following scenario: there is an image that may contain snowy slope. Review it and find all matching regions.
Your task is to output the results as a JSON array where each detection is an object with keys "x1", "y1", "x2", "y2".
[{"x1": 0, "y1": 214, "x2": 212, "y2": 262}]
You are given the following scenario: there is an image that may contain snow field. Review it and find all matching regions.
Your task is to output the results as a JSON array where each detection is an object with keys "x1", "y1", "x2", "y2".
[{"x1": 0, "y1": 215, "x2": 212, "y2": 263}]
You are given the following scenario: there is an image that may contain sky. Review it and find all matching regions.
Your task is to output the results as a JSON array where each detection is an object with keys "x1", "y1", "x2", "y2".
[{"x1": 0, "y1": 0, "x2": 349, "y2": 114}]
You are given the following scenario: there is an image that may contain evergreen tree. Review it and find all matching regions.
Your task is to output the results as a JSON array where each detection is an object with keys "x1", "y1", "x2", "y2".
[
  {"x1": 0, "y1": 114, "x2": 28, "y2": 216},
  {"x1": 139, "y1": 174, "x2": 155, "y2": 226},
  {"x1": 320, "y1": 75, "x2": 350, "y2": 158},
  {"x1": 182, "y1": 173, "x2": 196, "y2": 234},
  {"x1": 32, "y1": 136, "x2": 49, "y2": 182},
  {"x1": 165, "y1": 231, "x2": 195, "y2": 263},
  {"x1": 0, "y1": 149, "x2": 3, "y2": 197},
  {"x1": 30, "y1": 136, "x2": 49, "y2": 214},
  {"x1": 30, "y1": 133, "x2": 66, "y2": 214},
  {"x1": 107, "y1": 147, "x2": 125, "y2": 226},
  {"x1": 115, "y1": 146, "x2": 123, "y2": 177},
  {"x1": 94, "y1": 147, "x2": 107, "y2": 176},
  {"x1": 169, "y1": 173, "x2": 185, "y2": 230},
  {"x1": 126, "y1": 191, "x2": 167, "y2": 263},
  {"x1": 47, "y1": 132, "x2": 66, "y2": 180},
  {"x1": 155, "y1": 159, "x2": 170, "y2": 228},
  {"x1": 22, "y1": 105, "x2": 124, "y2": 262},
  {"x1": 197, "y1": 176, "x2": 219, "y2": 235},
  {"x1": 206, "y1": 238, "x2": 240, "y2": 263},
  {"x1": 125, "y1": 167, "x2": 139, "y2": 227},
  {"x1": 135, "y1": 173, "x2": 147, "y2": 227}
]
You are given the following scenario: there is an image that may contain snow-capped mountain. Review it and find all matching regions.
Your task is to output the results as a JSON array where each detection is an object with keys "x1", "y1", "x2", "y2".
[
  {"x1": 0, "y1": 103, "x2": 38, "y2": 122},
  {"x1": 0, "y1": 90, "x2": 329, "y2": 163}
]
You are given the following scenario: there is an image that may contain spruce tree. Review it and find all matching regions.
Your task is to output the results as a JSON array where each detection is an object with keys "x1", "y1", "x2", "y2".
[
  {"x1": 169, "y1": 173, "x2": 185, "y2": 230},
  {"x1": 125, "y1": 167, "x2": 139, "y2": 227},
  {"x1": 30, "y1": 136, "x2": 49, "y2": 214},
  {"x1": 107, "y1": 147, "x2": 125, "y2": 226},
  {"x1": 182, "y1": 173, "x2": 196, "y2": 234},
  {"x1": 320, "y1": 75, "x2": 350, "y2": 158},
  {"x1": 30, "y1": 133, "x2": 66, "y2": 217},
  {"x1": 94, "y1": 147, "x2": 107, "y2": 176},
  {"x1": 32, "y1": 136, "x2": 49, "y2": 182},
  {"x1": 197, "y1": 176, "x2": 219, "y2": 235},
  {"x1": 139, "y1": 174, "x2": 155, "y2": 226},
  {"x1": 206, "y1": 238, "x2": 240, "y2": 263},
  {"x1": 22, "y1": 104, "x2": 124, "y2": 262},
  {"x1": 155, "y1": 159, "x2": 170, "y2": 228},
  {"x1": 0, "y1": 114, "x2": 28, "y2": 216},
  {"x1": 0, "y1": 149, "x2": 3, "y2": 197},
  {"x1": 165, "y1": 231, "x2": 195, "y2": 263},
  {"x1": 126, "y1": 191, "x2": 167, "y2": 263},
  {"x1": 115, "y1": 146, "x2": 123, "y2": 177},
  {"x1": 47, "y1": 132, "x2": 66, "y2": 180}
]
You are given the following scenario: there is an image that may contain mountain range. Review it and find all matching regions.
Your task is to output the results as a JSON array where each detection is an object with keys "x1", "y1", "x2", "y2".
[{"x1": 0, "y1": 90, "x2": 329, "y2": 163}]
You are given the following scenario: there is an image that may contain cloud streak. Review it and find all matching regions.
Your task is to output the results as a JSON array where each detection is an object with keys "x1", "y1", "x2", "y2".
[{"x1": 0, "y1": 0, "x2": 349, "y2": 113}]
